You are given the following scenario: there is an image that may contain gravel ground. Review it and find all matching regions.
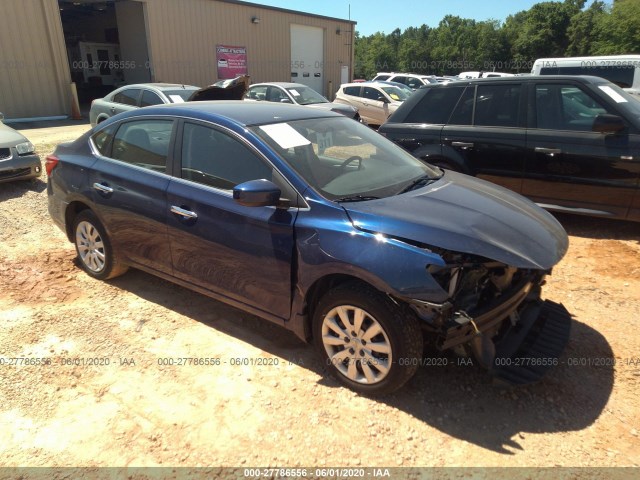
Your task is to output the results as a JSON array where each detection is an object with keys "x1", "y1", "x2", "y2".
[{"x1": 0, "y1": 124, "x2": 639, "y2": 476}]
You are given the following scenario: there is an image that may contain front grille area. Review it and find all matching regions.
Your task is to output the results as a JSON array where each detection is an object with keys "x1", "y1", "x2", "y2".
[
  {"x1": 0, "y1": 148, "x2": 11, "y2": 160},
  {"x1": 0, "y1": 167, "x2": 31, "y2": 179}
]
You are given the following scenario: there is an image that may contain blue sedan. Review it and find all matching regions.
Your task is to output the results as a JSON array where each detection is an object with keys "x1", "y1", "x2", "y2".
[{"x1": 47, "y1": 101, "x2": 571, "y2": 394}]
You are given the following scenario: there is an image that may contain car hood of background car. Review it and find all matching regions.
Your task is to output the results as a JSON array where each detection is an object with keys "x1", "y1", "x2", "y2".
[
  {"x1": 307, "y1": 102, "x2": 356, "y2": 115},
  {"x1": 342, "y1": 171, "x2": 568, "y2": 270},
  {"x1": 0, "y1": 123, "x2": 28, "y2": 147}
]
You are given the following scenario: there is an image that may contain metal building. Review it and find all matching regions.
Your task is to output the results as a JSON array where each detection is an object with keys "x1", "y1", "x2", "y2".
[{"x1": 0, "y1": 0, "x2": 356, "y2": 121}]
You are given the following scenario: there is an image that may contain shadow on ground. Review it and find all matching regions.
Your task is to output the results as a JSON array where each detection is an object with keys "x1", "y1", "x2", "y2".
[{"x1": 110, "y1": 266, "x2": 613, "y2": 455}]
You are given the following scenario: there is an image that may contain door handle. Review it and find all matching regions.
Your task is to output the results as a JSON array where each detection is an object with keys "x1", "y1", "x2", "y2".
[
  {"x1": 170, "y1": 205, "x2": 198, "y2": 219},
  {"x1": 451, "y1": 141, "x2": 474, "y2": 148},
  {"x1": 93, "y1": 182, "x2": 114, "y2": 194},
  {"x1": 535, "y1": 147, "x2": 562, "y2": 155}
]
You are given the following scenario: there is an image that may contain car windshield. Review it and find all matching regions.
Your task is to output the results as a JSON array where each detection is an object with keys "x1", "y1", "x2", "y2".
[
  {"x1": 252, "y1": 116, "x2": 442, "y2": 201},
  {"x1": 285, "y1": 86, "x2": 328, "y2": 105},
  {"x1": 380, "y1": 86, "x2": 410, "y2": 102},
  {"x1": 163, "y1": 89, "x2": 198, "y2": 102}
]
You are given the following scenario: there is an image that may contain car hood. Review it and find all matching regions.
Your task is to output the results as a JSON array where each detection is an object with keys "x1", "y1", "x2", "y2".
[
  {"x1": 0, "y1": 123, "x2": 28, "y2": 147},
  {"x1": 342, "y1": 171, "x2": 568, "y2": 270},
  {"x1": 307, "y1": 102, "x2": 356, "y2": 115}
]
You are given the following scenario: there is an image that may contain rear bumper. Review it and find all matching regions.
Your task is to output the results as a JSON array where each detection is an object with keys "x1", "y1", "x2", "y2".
[{"x1": 0, "y1": 153, "x2": 42, "y2": 183}]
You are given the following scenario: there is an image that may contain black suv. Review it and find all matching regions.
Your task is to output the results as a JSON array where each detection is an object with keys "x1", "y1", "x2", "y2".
[{"x1": 379, "y1": 76, "x2": 640, "y2": 222}]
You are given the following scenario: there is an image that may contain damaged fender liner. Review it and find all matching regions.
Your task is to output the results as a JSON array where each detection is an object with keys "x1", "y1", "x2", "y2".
[{"x1": 437, "y1": 278, "x2": 534, "y2": 351}]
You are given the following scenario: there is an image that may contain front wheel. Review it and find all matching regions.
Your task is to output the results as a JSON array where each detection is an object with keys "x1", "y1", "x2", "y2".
[
  {"x1": 72, "y1": 210, "x2": 128, "y2": 280},
  {"x1": 313, "y1": 283, "x2": 423, "y2": 395}
]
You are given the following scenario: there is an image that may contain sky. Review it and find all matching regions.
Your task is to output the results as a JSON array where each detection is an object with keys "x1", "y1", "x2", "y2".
[{"x1": 252, "y1": 0, "x2": 613, "y2": 36}]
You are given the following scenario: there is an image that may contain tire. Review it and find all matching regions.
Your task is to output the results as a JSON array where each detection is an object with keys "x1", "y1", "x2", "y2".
[
  {"x1": 72, "y1": 210, "x2": 128, "y2": 280},
  {"x1": 312, "y1": 282, "x2": 423, "y2": 395}
]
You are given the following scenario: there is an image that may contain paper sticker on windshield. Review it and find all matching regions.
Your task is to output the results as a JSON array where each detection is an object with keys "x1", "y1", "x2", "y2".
[
  {"x1": 598, "y1": 86, "x2": 628, "y2": 103},
  {"x1": 317, "y1": 131, "x2": 334, "y2": 154},
  {"x1": 169, "y1": 95, "x2": 185, "y2": 103},
  {"x1": 260, "y1": 123, "x2": 311, "y2": 149},
  {"x1": 289, "y1": 89, "x2": 300, "y2": 97}
]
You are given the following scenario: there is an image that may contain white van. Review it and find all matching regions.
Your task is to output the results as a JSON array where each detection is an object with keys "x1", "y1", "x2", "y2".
[
  {"x1": 531, "y1": 55, "x2": 640, "y2": 97},
  {"x1": 457, "y1": 71, "x2": 514, "y2": 79}
]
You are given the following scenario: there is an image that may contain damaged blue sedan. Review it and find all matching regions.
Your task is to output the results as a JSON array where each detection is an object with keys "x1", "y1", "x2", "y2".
[{"x1": 47, "y1": 101, "x2": 570, "y2": 394}]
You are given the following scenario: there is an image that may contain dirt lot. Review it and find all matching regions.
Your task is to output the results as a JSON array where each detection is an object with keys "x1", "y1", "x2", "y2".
[{"x1": 1, "y1": 123, "x2": 639, "y2": 473}]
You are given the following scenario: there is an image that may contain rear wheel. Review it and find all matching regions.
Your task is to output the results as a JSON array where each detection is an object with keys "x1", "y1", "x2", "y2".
[
  {"x1": 72, "y1": 210, "x2": 128, "y2": 280},
  {"x1": 313, "y1": 283, "x2": 423, "y2": 395}
]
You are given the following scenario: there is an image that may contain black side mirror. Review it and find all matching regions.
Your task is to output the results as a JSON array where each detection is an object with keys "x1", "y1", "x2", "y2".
[
  {"x1": 377, "y1": 95, "x2": 388, "y2": 103},
  {"x1": 233, "y1": 179, "x2": 289, "y2": 208},
  {"x1": 593, "y1": 114, "x2": 625, "y2": 134}
]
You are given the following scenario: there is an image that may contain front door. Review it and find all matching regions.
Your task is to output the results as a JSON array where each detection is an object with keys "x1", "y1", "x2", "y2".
[
  {"x1": 166, "y1": 121, "x2": 296, "y2": 319},
  {"x1": 523, "y1": 82, "x2": 640, "y2": 218}
]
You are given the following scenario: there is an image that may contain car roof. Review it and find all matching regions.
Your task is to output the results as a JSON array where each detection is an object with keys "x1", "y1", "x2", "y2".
[
  {"x1": 422, "y1": 75, "x2": 612, "y2": 86},
  {"x1": 110, "y1": 100, "x2": 339, "y2": 127},
  {"x1": 116, "y1": 83, "x2": 200, "y2": 91},
  {"x1": 250, "y1": 82, "x2": 310, "y2": 89}
]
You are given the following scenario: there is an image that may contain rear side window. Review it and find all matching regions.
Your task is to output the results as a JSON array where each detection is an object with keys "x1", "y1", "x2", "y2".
[
  {"x1": 91, "y1": 124, "x2": 116, "y2": 156},
  {"x1": 112, "y1": 88, "x2": 141, "y2": 106},
  {"x1": 474, "y1": 85, "x2": 521, "y2": 127},
  {"x1": 405, "y1": 86, "x2": 466, "y2": 124},
  {"x1": 343, "y1": 86, "x2": 361, "y2": 96},
  {"x1": 111, "y1": 120, "x2": 174, "y2": 172}
]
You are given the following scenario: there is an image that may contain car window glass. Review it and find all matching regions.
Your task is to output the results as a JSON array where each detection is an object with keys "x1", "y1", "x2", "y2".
[
  {"x1": 474, "y1": 84, "x2": 521, "y2": 127},
  {"x1": 363, "y1": 87, "x2": 382, "y2": 101},
  {"x1": 448, "y1": 86, "x2": 474, "y2": 125},
  {"x1": 181, "y1": 122, "x2": 272, "y2": 190},
  {"x1": 247, "y1": 85, "x2": 268, "y2": 100},
  {"x1": 112, "y1": 88, "x2": 141, "y2": 106},
  {"x1": 344, "y1": 86, "x2": 360, "y2": 96},
  {"x1": 140, "y1": 90, "x2": 163, "y2": 107},
  {"x1": 91, "y1": 124, "x2": 117, "y2": 156},
  {"x1": 405, "y1": 86, "x2": 466, "y2": 124},
  {"x1": 267, "y1": 87, "x2": 288, "y2": 103},
  {"x1": 111, "y1": 120, "x2": 173, "y2": 172},
  {"x1": 535, "y1": 84, "x2": 612, "y2": 131}
]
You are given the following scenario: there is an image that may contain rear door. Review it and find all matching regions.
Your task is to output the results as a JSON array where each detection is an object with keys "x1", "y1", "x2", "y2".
[
  {"x1": 523, "y1": 81, "x2": 640, "y2": 218},
  {"x1": 442, "y1": 82, "x2": 527, "y2": 193},
  {"x1": 361, "y1": 86, "x2": 389, "y2": 125},
  {"x1": 166, "y1": 120, "x2": 297, "y2": 319},
  {"x1": 109, "y1": 88, "x2": 142, "y2": 116},
  {"x1": 89, "y1": 118, "x2": 175, "y2": 274}
]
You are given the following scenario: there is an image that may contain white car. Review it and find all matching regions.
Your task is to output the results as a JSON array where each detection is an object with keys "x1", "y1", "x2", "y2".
[
  {"x1": 334, "y1": 82, "x2": 411, "y2": 126},
  {"x1": 244, "y1": 82, "x2": 360, "y2": 120},
  {"x1": 372, "y1": 72, "x2": 438, "y2": 90}
]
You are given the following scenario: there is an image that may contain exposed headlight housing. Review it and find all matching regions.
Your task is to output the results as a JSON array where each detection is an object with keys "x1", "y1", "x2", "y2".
[{"x1": 16, "y1": 141, "x2": 35, "y2": 155}]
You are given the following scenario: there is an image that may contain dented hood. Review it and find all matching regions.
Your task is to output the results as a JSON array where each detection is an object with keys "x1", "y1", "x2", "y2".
[{"x1": 343, "y1": 171, "x2": 569, "y2": 270}]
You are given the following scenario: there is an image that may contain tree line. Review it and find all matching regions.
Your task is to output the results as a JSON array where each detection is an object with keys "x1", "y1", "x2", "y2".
[{"x1": 353, "y1": 0, "x2": 640, "y2": 78}]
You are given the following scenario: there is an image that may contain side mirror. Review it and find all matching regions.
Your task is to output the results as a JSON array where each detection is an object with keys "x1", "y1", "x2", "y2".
[
  {"x1": 280, "y1": 98, "x2": 293, "y2": 104},
  {"x1": 377, "y1": 95, "x2": 388, "y2": 103},
  {"x1": 233, "y1": 179, "x2": 287, "y2": 208},
  {"x1": 593, "y1": 114, "x2": 625, "y2": 134}
]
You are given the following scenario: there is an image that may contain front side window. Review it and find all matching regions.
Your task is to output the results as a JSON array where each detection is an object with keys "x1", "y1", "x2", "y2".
[
  {"x1": 181, "y1": 122, "x2": 272, "y2": 190},
  {"x1": 112, "y1": 88, "x2": 141, "y2": 106},
  {"x1": 111, "y1": 120, "x2": 174, "y2": 172},
  {"x1": 362, "y1": 87, "x2": 383, "y2": 101},
  {"x1": 253, "y1": 117, "x2": 442, "y2": 201},
  {"x1": 535, "y1": 84, "x2": 612, "y2": 131},
  {"x1": 474, "y1": 84, "x2": 521, "y2": 127}
]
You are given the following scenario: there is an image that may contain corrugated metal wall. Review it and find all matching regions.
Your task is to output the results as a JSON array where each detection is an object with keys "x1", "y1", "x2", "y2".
[
  {"x1": 142, "y1": 0, "x2": 355, "y2": 96},
  {"x1": 0, "y1": 0, "x2": 71, "y2": 119}
]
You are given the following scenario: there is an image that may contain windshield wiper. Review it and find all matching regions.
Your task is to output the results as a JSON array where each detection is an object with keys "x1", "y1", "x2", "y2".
[
  {"x1": 398, "y1": 175, "x2": 437, "y2": 194},
  {"x1": 336, "y1": 195, "x2": 381, "y2": 203}
]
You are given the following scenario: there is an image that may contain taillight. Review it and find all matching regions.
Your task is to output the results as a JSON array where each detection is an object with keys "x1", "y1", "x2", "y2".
[{"x1": 45, "y1": 155, "x2": 59, "y2": 176}]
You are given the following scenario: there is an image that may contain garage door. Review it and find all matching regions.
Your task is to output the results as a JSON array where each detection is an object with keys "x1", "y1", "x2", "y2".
[{"x1": 290, "y1": 24, "x2": 324, "y2": 95}]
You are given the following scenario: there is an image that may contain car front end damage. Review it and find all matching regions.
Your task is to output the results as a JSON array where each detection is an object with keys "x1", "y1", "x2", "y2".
[{"x1": 405, "y1": 249, "x2": 571, "y2": 385}]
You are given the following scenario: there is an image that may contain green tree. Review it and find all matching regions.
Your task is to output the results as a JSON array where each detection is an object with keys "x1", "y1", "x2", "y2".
[
  {"x1": 592, "y1": 0, "x2": 640, "y2": 54},
  {"x1": 567, "y1": 1, "x2": 607, "y2": 55}
]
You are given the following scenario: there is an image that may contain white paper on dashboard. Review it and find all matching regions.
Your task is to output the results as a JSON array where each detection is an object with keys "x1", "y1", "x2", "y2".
[{"x1": 259, "y1": 123, "x2": 311, "y2": 149}]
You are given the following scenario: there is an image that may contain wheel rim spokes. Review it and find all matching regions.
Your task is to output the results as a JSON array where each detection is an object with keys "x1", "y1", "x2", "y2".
[
  {"x1": 321, "y1": 305, "x2": 392, "y2": 385},
  {"x1": 76, "y1": 221, "x2": 106, "y2": 273}
]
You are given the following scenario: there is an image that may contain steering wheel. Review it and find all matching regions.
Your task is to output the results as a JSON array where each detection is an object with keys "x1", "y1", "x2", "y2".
[{"x1": 340, "y1": 155, "x2": 363, "y2": 171}]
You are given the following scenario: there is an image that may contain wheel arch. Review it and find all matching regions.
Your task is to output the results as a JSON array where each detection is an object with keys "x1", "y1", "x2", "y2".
[{"x1": 64, "y1": 201, "x2": 93, "y2": 241}]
